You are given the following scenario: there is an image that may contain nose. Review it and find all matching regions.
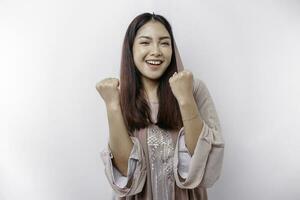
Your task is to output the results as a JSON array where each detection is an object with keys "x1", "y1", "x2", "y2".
[{"x1": 150, "y1": 44, "x2": 162, "y2": 56}]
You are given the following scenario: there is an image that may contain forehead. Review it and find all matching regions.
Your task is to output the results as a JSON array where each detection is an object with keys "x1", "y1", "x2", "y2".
[{"x1": 135, "y1": 21, "x2": 170, "y2": 38}]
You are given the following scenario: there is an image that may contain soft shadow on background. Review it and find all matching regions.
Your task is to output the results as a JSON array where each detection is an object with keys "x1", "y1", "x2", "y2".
[{"x1": 1, "y1": 0, "x2": 300, "y2": 199}]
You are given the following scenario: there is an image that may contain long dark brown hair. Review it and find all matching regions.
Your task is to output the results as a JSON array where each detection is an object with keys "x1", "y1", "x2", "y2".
[{"x1": 120, "y1": 12, "x2": 183, "y2": 134}]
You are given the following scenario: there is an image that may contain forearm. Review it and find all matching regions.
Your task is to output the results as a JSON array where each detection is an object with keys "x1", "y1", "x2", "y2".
[
  {"x1": 106, "y1": 103, "x2": 133, "y2": 176},
  {"x1": 178, "y1": 97, "x2": 204, "y2": 155}
]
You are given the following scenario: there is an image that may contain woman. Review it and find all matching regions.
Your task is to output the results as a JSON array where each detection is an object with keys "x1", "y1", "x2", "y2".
[{"x1": 96, "y1": 12, "x2": 225, "y2": 200}]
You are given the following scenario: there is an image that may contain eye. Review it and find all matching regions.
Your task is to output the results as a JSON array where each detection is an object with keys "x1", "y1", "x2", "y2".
[
  {"x1": 140, "y1": 42, "x2": 149, "y2": 45},
  {"x1": 161, "y1": 42, "x2": 170, "y2": 46}
]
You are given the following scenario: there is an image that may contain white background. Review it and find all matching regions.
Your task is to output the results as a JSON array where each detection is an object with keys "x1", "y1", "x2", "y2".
[{"x1": 1, "y1": 0, "x2": 300, "y2": 199}]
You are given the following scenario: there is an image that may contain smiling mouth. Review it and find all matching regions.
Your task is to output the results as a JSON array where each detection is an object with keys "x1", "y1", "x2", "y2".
[
  {"x1": 145, "y1": 60, "x2": 164, "y2": 69},
  {"x1": 146, "y1": 60, "x2": 163, "y2": 65}
]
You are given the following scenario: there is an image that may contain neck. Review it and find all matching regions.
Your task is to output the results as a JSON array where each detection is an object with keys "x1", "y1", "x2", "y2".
[{"x1": 142, "y1": 77, "x2": 159, "y2": 102}]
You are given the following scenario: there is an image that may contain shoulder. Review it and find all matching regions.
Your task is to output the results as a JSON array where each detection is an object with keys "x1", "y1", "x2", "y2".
[
  {"x1": 192, "y1": 77, "x2": 209, "y2": 96},
  {"x1": 192, "y1": 77, "x2": 215, "y2": 109}
]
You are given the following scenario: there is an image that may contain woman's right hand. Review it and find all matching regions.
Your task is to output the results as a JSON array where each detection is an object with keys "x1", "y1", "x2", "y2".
[{"x1": 95, "y1": 78, "x2": 120, "y2": 107}]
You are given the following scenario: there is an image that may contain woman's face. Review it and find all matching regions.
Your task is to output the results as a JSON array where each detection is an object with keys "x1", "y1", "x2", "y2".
[{"x1": 132, "y1": 21, "x2": 172, "y2": 81}]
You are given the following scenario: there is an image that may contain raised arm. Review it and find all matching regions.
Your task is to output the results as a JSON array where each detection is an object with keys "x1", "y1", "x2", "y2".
[
  {"x1": 173, "y1": 78, "x2": 225, "y2": 188},
  {"x1": 96, "y1": 78, "x2": 146, "y2": 196},
  {"x1": 96, "y1": 78, "x2": 133, "y2": 176}
]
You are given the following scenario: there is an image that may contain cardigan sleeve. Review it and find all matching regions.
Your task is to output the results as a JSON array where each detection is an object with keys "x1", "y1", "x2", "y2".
[
  {"x1": 112, "y1": 157, "x2": 138, "y2": 188},
  {"x1": 173, "y1": 78, "x2": 225, "y2": 189},
  {"x1": 100, "y1": 136, "x2": 147, "y2": 197},
  {"x1": 177, "y1": 131, "x2": 192, "y2": 179}
]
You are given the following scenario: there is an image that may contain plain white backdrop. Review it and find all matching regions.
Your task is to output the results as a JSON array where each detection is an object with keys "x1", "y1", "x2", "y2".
[{"x1": 1, "y1": 0, "x2": 300, "y2": 199}]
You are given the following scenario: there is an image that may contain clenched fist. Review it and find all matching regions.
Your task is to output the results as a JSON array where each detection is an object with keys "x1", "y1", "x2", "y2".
[
  {"x1": 95, "y1": 78, "x2": 120, "y2": 106},
  {"x1": 169, "y1": 69, "x2": 194, "y2": 104}
]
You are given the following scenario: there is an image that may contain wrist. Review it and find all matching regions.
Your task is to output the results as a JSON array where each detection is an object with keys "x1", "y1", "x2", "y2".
[
  {"x1": 106, "y1": 102, "x2": 121, "y2": 110},
  {"x1": 177, "y1": 95, "x2": 194, "y2": 106}
]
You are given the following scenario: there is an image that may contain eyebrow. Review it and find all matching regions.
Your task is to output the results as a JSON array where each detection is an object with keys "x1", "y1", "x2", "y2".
[{"x1": 137, "y1": 36, "x2": 171, "y2": 40}]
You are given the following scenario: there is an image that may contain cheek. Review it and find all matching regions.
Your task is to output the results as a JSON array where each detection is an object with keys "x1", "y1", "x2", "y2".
[
  {"x1": 135, "y1": 51, "x2": 147, "y2": 62},
  {"x1": 162, "y1": 47, "x2": 172, "y2": 55},
  {"x1": 164, "y1": 49, "x2": 172, "y2": 61},
  {"x1": 133, "y1": 49, "x2": 143, "y2": 62}
]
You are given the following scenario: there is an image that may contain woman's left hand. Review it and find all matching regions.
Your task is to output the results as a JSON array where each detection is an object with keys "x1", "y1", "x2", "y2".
[{"x1": 169, "y1": 69, "x2": 194, "y2": 104}]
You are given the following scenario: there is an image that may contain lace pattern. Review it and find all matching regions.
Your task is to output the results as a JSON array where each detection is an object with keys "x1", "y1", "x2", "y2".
[{"x1": 147, "y1": 125, "x2": 175, "y2": 200}]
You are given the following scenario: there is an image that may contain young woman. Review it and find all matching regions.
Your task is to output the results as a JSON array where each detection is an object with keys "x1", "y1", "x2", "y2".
[{"x1": 96, "y1": 12, "x2": 225, "y2": 200}]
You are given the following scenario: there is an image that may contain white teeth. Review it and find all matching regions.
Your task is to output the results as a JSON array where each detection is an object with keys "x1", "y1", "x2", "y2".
[{"x1": 146, "y1": 60, "x2": 162, "y2": 65}]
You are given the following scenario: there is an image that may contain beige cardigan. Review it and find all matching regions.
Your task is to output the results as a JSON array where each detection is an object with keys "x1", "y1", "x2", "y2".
[{"x1": 101, "y1": 77, "x2": 225, "y2": 199}]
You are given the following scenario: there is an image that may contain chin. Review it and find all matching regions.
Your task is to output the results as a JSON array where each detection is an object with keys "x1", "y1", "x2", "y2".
[{"x1": 143, "y1": 73, "x2": 163, "y2": 81}]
